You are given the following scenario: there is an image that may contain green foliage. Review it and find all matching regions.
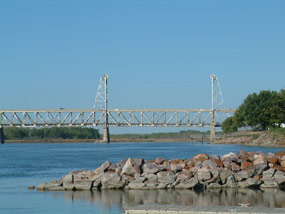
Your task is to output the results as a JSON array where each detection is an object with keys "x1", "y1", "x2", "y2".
[
  {"x1": 3, "y1": 127, "x2": 100, "y2": 140},
  {"x1": 221, "y1": 116, "x2": 238, "y2": 133},
  {"x1": 222, "y1": 90, "x2": 285, "y2": 132}
]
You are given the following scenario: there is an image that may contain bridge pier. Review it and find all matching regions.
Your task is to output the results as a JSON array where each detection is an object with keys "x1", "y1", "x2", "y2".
[
  {"x1": 103, "y1": 127, "x2": 110, "y2": 143},
  {"x1": 210, "y1": 118, "x2": 216, "y2": 143},
  {"x1": 0, "y1": 127, "x2": 4, "y2": 144}
]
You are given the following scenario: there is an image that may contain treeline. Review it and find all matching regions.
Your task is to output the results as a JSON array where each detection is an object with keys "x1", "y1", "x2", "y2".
[
  {"x1": 222, "y1": 89, "x2": 285, "y2": 133},
  {"x1": 111, "y1": 130, "x2": 214, "y2": 140},
  {"x1": 3, "y1": 127, "x2": 100, "y2": 140}
]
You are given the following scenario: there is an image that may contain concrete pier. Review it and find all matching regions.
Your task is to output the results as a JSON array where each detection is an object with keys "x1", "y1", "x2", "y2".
[
  {"x1": 0, "y1": 127, "x2": 4, "y2": 144},
  {"x1": 124, "y1": 205, "x2": 285, "y2": 214}
]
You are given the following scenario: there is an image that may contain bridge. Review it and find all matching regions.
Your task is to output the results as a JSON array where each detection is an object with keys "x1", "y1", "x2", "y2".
[{"x1": 0, "y1": 75, "x2": 235, "y2": 144}]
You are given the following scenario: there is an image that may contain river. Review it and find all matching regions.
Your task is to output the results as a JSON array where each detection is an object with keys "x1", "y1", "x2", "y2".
[{"x1": 1, "y1": 142, "x2": 285, "y2": 214}]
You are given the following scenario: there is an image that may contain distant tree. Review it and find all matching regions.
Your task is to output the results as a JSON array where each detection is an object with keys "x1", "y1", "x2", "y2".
[{"x1": 222, "y1": 116, "x2": 238, "y2": 133}]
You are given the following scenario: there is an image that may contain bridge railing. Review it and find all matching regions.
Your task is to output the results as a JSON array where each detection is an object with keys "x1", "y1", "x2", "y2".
[{"x1": 0, "y1": 109, "x2": 235, "y2": 128}]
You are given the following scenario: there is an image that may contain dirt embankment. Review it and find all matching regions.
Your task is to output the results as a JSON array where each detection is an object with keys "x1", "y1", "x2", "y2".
[{"x1": 214, "y1": 131, "x2": 285, "y2": 147}]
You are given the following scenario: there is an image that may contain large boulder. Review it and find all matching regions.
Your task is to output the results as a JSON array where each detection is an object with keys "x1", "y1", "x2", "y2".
[
  {"x1": 234, "y1": 171, "x2": 249, "y2": 182},
  {"x1": 175, "y1": 177, "x2": 199, "y2": 189},
  {"x1": 220, "y1": 170, "x2": 233, "y2": 184},
  {"x1": 197, "y1": 168, "x2": 212, "y2": 182},
  {"x1": 74, "y1": 180, "x2": 93, "y2": 190},
  {"x1": 266, "y1": 153, "x2": 278, "y2": 164},
  {"x1": 253, "y1": 155, "x2": 267, "y2": 165},
  {"x1": 157, "y1": 171, "x2": 176, "y2": 185},
  {"x1": 274, "y1": 170, "x2": 285, "y2": 185},
  {"x1": 193, "y1": 153, "x2": 210, "y2": 162},
  {"x1": 202, "y1": 159, "x2": 218, "y2": 169},
  {"x1": 121, "y1": 158, "x2": 143, "y2": 176},
  {"x1": 101, "y1": 172, "x2": 126, "y2": 189},
  {"x1": 262, "y1": 168, "x2": 276, "y2": 180},
  {"x1": 142, "y1": 163, "x2": 164, "y2": 175},
  {"x1": 93, "y1": 161, "x2": 111, "y2": 175},
  {"x1": 246, "y1": 178, "x2": 262, "y2": 187}
]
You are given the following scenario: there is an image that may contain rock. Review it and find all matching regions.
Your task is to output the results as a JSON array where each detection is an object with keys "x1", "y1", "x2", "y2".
[
  {"x1": 28, "y1": 185, "x2": 36, "y2": 190},
  {"x1": 72, "y1": 170, "x2": 94, "y2": 182},
  {"x1": 193, "y1": 153, "x2": 210, "y2": 162},
  {"x1": 144, "y1": 182, "x2": 157, "y2": 189},
  {"x1": 238, "y1": 181, "x2": 249, "y2": 188},
  {"x1": 74, "y1": 181, "x2": 93, "y2": 190},
  {"x1": 146, "y1": 174, "x2": 158, "y2": 183},
  {"x1": 157, "y1": 183, "x2": 167, "y2": 189},
  {"x1": 253, "y1": 155, "x2": 267, "y2": 165},
  {"x1": 262, "y1": 168, "x2": 276, "y2": 180},
  {"x1": 241, "y1": 161, "x2": 253, "y2": 170},
  {"x1": 207, "y1": 183, "x2": 222, "y2": 189},
  {"x1": 244, "y1": 164, "x2": 268, "y2": 177},
  {"x1": 61, "y1": 174, "x2": 74, "y2": 184},
  {"x1": 224, "y1": 175, "x2": 237, "y2": 188},
  {"x1": 266, "y1": 153, "x2": 278, "y2": 164},
  {"x1": 274, "y1": 170, "x2": 285, "y2": 185},
  {"x1": 176, "y1": 171, "x2": 193, "y2": 181},
  {"x1": 155, "y1": 158, "x2": 167, "y2": 165},
  {"x1": 157, "y1": 171, "x2": 176, "y2": 185},
  {"x1": 101, "y1": 172, "x2": 126, "y2": 189},
  {"x1": 260, "y1": 178, "x2": 279, "y2": 188},
  {"x1": 170, "y1": 162, "x2": 184, "y2": 173},
  {"x1": 274, "y1": 166, "x2": 285, "y2": 173},
  {"x1": 128, "y1": 180, "x2": 146, "y2": 189},
  {"x1": 143, "y1": 163, "x2": 164, "y2": 175},
  {"x1": 212, "y1": 158, "x2": 223, "y2": 167},
  {"x1": 231, "y1": 162, "x2": 240, "y2": 172},
  {"x1": 175, "y1": 177, "x2": 199, "y2": 189},
  {"x1": 281, "y1": 161, "x2": 285, "y2": 168},
  {"x1": 234, "y1": 171, "x2": 249, "y2": 182},
  {"x1": 246, "y1": 178, "x2": 261, "y2": 187},
  {"x1": 220, "y1": 170, "x2": 233, "y2": 184},
  {"x1": 184, "y1": 159, "x2": 195, "y2": 167},
  {"x1": 222, "y1": 152, "x2": 240, "y2": 163},
  {"x1": 116, "y1": 159, "x2": 128, "y2": 169},
  {"x1": 197, "y1": 168, "x2": 212, "y2": 181},
  {"x1": 238, "y1": 150, "x2": 251, "y2": 161},
  {"x1": 37, "y1": 181, "x2": 62, "y2": 191},
  {"x1": 93, "y1": 161, "x2": 111, "y2": 175},
  {"x1": 63, "y1": 182, "x2": 75, "y2": 190},
  {"x1": 202, "y1": 159, "x2": 218, "y2": 169},
  {"x1": 122, "y1": 158, "x2": 142, "y2": 176}
]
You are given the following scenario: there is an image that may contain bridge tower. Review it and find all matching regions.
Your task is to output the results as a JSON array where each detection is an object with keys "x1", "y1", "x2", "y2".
[
  {"x1": 210, "y1": 74, "x2": 226, "y2": 142},
  {"x1": 94, "y1": 75, "x2": 110, "y2": 143}
]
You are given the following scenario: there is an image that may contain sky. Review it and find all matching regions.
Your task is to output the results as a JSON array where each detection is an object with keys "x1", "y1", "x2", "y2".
[{"x1": 0, "y1": 0, "x2": 285, "y2": 133}]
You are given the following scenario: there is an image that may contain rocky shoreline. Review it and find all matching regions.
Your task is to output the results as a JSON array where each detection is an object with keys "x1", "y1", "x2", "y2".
[{"x1": 37, "y1": 150, "x2": 285, "y2": 191}]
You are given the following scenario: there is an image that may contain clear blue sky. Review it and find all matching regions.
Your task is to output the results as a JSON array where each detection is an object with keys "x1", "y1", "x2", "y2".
[{"x1": 1, "y1": 1, "x2": 284, "y2": 133}]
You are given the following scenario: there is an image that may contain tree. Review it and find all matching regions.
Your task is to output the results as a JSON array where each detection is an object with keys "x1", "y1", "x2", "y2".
[{"x1": 222, "y1": 116, "x2": 238, "y2": 133}]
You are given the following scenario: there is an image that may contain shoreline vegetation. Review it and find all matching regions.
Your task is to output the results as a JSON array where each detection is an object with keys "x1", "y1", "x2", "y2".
[{"x1": 3, "y1": 128, "x2": 285, "y2": 147}]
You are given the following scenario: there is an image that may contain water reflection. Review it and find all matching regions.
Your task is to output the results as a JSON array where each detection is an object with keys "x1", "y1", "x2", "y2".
[{"x1": 50, "y1": 188, "x2": 285, "y2": 210}]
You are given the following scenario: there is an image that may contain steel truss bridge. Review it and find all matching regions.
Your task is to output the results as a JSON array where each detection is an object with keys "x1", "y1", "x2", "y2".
[
  {"x1": 0, "y1": 108, "x2": 234, "y2": 128},
  {"x1": 0, "y1": 74, "x2": 235, "y2": 144}
]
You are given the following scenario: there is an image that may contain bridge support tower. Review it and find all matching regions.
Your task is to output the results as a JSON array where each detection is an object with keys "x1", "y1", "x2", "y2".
[
  {"x1": 0, "y1": 127, "x2": 4, "y2": 144},
  {"x1": 210, "y1": 118, "x2": 216, "y2": 143}
]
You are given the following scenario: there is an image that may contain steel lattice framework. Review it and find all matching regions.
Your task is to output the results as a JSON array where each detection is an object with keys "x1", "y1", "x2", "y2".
[{"x1": 0, "y1": 108, "x2": 234, "y2": 128}]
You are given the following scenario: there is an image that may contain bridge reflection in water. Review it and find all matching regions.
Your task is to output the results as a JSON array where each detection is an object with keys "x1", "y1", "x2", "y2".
[{"x1": 50, "y1": 188, "x2": 285, "y2": 211}]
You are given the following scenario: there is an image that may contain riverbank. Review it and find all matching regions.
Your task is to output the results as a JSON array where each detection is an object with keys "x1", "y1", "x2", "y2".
[{"x1": 37, "y1": 150, "x2": 285, "y2": 191}]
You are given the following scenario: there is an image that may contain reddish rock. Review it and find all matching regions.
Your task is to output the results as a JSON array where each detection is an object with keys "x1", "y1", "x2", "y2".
[
  {"x1": 266, "y1": 153, "x2": 278, "y2": 164},
  {"x1": 238, "y1": 150, "x2": 251, "y2": 161},
  {"x1": 193, "y1": 153, "x2": 210, "y2": 162},
  {"x1": 184, "y1": 159, "x2": 195, "y2": 167},
  {"x1": 253, "y1": 175, "x2": 262, "y2": 180},
  {"x1": 275, "y1": 166, "x2": 285, "y2": 173},
  {"x1": 269, "y1": 163, "x2": 276, "y2": 168},
  {"x1": 184, "y1": 166, "x2": 192, "y2": 170},
  {"x1": 155, "y1": 158, "x2": 167, "y2": 165},
  {"x1": 202, "y1": 159, "x2": 218, "y2": 169},
  {"x1": 149, "y1": 160, "x2": 156, "y2": 163},
  {"x1": 241, "y1": 161, "x2": 253, "y2": 170},
  {"x1": 212, "y1": 158, "x2": 223, "y2": 168}
]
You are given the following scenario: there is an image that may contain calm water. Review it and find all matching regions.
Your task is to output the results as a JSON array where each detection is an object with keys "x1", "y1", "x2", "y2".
[{"x1": 1, "y1": 142, "x2": 285, "y2": 214}]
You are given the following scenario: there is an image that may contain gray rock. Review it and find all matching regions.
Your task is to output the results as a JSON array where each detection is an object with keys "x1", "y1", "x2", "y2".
[
  {"x1": 157, "y1": 183, "x2": 167, "y2": 189},
  {"x1": 260, "y1": 178, "x2": 279, "y2": 188},
  {"x1": 37, "y1": 180, "x2": 62, "y2": 191},
  {"x1": 207, "y1": 183, "x2": 222, "y2": 189},
  {"x1": 202, "y1": 159, "x2": 218, "y2": 169},
  {"x1": 157, "y1": 171, "x2": 176, "y2": 185},
  {"x1": 246, "y1": 178, "x2": 261, "y2": 187},
  {"x1": 234, "y1": 171, "x2": 249, "y2": 182},
  {"x1": 274, "y1": 170, "x2": 285, "y2": 185},
  {"x1": 244, "y1": 164, "x2": 268, "y2": 177},
  {"x1": 224, "y1": 175, "x2": 237, "y2": 188},
  {"x1": 197, "y1": 168, "x2": 212, "y2": 181},
  {"x1": 61, "y1": 174, "x2": 74, "y2": 184},
  {"x1": 146, "y1": 174, "x2": 158, "y2": 183},
  {"x1": 63, "y1": 182, "x2": 75, "y2": 190},
  {"x1": 262, "y1": 168, "x2": 276, "y2": 180},
  {"x1": 74, "y1": 181, "x2": 93, "y2": 190},
  {"x1": 220, "y1": 170, "x2": 233, "y2": 184},
  {"x1": 93, "y1": 161, "x2": 111, "y2": 175},
  {"x1": 175, "y1": 177, "x2": 199, "y2": 189},
  {"x1": 238, "y1": 181, "x2": 250, "y2": 188},
  {"x1": 128, "y1": 180, "x2": 145, "y2": 189},
  {"x1": 143, "y1": 163, "x2": 164, "y2": 175},
  {"x1": 144, "y1": 182, "x2": 158, "y2": 189},
  {"x1": 122, "y1": 158, "x2": 142, "y2": 176},
  {"x1": 155, "y1": 158, "x2": 167, "y2": 165},
  {"x1": 101, "y1": 172, "x2": 125, "y2": 189}
]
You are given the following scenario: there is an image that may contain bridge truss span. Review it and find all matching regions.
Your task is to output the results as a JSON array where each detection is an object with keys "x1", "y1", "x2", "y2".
[{"x1": 0, "y1": 109, "x2": 235, "y2": 128}]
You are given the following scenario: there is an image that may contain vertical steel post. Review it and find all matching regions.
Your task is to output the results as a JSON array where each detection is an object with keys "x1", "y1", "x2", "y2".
[
  {"x1": 0, "y1": 127, "x2": 4, "y2": 144},
  {"x1": 103, "y1": 76, "x2": 110, "y2": 143}
]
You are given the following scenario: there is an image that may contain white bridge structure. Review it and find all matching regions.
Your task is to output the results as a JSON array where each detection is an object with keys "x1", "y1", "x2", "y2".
[{"x1": 0, "y1": 75, "x2": 235, "y2": 144}]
